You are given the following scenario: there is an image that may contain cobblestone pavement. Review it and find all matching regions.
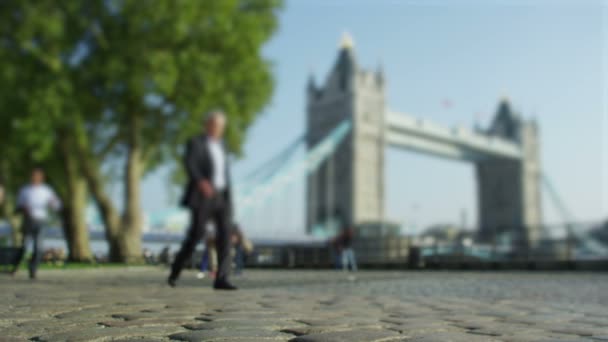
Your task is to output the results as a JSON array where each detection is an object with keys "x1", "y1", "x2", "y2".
[{"x1": 1, "y1": 268, "x2": 607, "y2": 341}]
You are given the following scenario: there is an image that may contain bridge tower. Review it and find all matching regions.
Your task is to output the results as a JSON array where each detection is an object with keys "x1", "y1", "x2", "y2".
[
  {"x1": 306, "y1": 34, "x2": 386, "y2": 233},
  {"x1": 476, "y1": 100, "x2": 543, "y2": 247}
]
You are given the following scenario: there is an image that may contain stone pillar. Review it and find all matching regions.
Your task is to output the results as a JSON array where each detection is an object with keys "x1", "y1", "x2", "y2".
[
  {"x1": 520, "y1": 120, "x2": 543, "y2": 247},
  {"x1": 476, "y1": 101, "x2": 542, "y2": 248},
  {"x1": 306, "y1": 41, "x2": 385, "y2": 234},
  {"x1": 476, "y1": 158, "x2": 526, "y2": 243}
]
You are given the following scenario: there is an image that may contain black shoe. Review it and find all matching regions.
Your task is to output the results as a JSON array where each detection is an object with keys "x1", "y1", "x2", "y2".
[
  {"x1": 213, "y1": 280, "x2": 237, "y2": 290},
  {"x1": 29, "y1": 272, "x2": 36, "y2": 280},
  {"x1": 167, "y1": 277, "x2": 177, "y2": 288}
]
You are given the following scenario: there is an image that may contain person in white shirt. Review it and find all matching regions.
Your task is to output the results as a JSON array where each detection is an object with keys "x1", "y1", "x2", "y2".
[{"x1": 12, "y1": 167, "x2": 61, "y2": 279}]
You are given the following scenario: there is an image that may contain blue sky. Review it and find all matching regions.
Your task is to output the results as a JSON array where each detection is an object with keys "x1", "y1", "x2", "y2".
[{"x1": 141, "y1": 0, "x2": 607, "y2": 237}]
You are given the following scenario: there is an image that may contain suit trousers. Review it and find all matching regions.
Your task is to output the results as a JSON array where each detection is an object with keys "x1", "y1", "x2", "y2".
[
  {"x1": 170, "y1": 192, "x2": 231, "y2": 282},
  {"x1": 13, "y1": 217, "x2": 45, "y2": 277}
]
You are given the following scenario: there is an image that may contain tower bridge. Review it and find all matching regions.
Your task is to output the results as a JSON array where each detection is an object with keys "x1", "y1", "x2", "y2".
[{"x1": 306, "y1": 37, "x2": 542, "y2": 246}]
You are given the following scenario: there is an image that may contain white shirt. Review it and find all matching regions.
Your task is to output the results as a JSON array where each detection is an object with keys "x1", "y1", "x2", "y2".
[
  {"x1": 17, "y1": 184, "x2": 61, "y2": 220},
  {"x1": 207, "y1": 138, "x2": 227, "y2": 190}
]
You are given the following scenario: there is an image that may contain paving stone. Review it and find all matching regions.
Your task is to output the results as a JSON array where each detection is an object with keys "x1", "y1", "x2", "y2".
[
  {"x1": 33, "y1": 326, "x2": 183, "y2": 342},
  {"x1": 112, "y1": 339, "x2": 169, "y2": 342},
  {"x1": 296, "y1": 317, "x2": 380, "y2": 327},
  {"x1": 382, "y1": 318, "x2": 449, "y2": 328},
  {"x1": 281, "y1": 326, "x2": 355, "y2": 336},
  {"x1": 99, "y1": 318, "x2": 192, "y2": 328},
  {"x1": 0, "y1": 338, "x2": 27, "y2": 342},
  {"x1": 201, "y1": 312, "x2": 289, "y2": 321},
  {"x1": 290, "y1": 328, "x2": 401, "y2": 342},
  {"x1": 571, "y1": 318, "x2": 608, "y2": 327},
  {"x1": 386, "y1": 324, "x2": 461, "y2": 336},
  {"x1": 183, "y1": 319, "x2": 298, "y2": 330},
  {"x1": 169, "y1": 329, "x2": 291, "y2": 341},
  {"x1": 506, "y1": 338, "x2": 590, "y2": 342},
  {"x1": 404, "y1": 332, "x2": 503, "y2": 341},
  {"x1": 546, "y1": 324, "x2": 605, "y2": 337},
  {"x1": 0, "y1": 268, "x2": 607, "y2": 341}
]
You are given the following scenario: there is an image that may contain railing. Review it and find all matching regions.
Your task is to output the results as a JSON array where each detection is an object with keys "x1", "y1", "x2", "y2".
[{"x1": 241, "y1": 222, "x2": 608, "y2": 270}]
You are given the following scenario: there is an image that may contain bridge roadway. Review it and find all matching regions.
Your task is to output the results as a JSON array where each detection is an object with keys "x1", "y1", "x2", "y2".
[
  {"x1": 1, "y1": 268, "x2": 607, "y2": 341},
  {"x1": 385, "y1": 110, "x2": 522, "y2": 162}
]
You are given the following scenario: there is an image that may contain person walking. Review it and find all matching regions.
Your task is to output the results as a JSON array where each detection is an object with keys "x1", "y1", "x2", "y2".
[
  {"x1": 196, "y1": 246, "x2": 210, "y2": 279},
  {"x1": 340, "y1": 224, "x2": 358, "y2": 272},
  {"x1": 231, "y1": 224, "x2": 253, "y2": 276},
  {"x1": 197, "y1": 230, "x2": 217, "y2": 280},
  {"x1": 168, "y1": 110, "x2": 237, "y2": 290},
  {"x1": 12, "y1": 167, "x2": 61, "y2": 279},
  {"x1": 329, "y1": 234, "x2": 343, "y2": 270}
]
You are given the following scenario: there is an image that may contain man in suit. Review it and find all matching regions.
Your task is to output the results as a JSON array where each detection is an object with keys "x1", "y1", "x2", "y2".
[{"x1": 168, "y1": 110, "x2": 237, "y2": 290}]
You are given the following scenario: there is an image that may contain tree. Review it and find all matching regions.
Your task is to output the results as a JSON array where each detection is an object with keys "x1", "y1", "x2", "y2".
[
  {"x1": 73, "y1": 0, "x2": 282, "y2": 262},
  {"x1": 0, "y1": 0, "x2": 281, "y2": 263},
  {"x1": 0, "y1": 0, "x2": 93, "y2": 261}
]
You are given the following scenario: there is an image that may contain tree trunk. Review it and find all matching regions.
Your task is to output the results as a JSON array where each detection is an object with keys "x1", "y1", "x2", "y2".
[
  {"x1": 81, "y1": 157, "x2": 121, "y2": 261},
  {"x1": 59, "y1": 134, "x2": 93, "y2": 262},
  {"x1": 0, "y1": 196, "x2": 21, "y2": 247},
  {"x1": 75, "y1": 138, "x2": 122, "y2": 261},
  {"x1": 75, "y1": 115, "x2": 145, "y2": 264},
  {"x1": 118, "y1": 115, "x2": 144, "y2": 264},
  {"x1": 0, "y1": 159, "x2": 22, "y2": 246},
  {"x1": 62, "y1": 176, "x2": 92, "y2": 262}
]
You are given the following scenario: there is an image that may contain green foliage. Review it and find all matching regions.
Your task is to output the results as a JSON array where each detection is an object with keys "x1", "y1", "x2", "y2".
[
  {"x1": 87, "y1": 0, "x2": 282, "y2": 170},
  {"x1": 1, "y1": 0, "x2": 281, "y2": 173},
  {"x1": 0, "y1": 1, "x2": 76, "y2": 193},
  {"x1": 0, "y1": 0, "x2": 282, "y2": 259}
]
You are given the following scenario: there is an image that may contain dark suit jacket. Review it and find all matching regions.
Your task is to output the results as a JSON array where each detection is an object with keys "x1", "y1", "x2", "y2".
[{"x1": 180, "y1": 135, "x2": 232, "y2": 215}]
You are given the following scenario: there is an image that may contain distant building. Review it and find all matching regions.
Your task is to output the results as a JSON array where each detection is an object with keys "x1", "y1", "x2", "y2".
[
  {"x1": 591, "y1": 220, "x2": 608, "y2": 245},
  {"x1": 419, "y1": 224, "x2": 475, "y2": 247}
]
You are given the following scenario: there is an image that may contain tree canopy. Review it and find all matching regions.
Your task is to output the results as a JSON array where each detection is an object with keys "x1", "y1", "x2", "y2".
[{"x1": 0, "y1": 0, "x2": 282, "y2": 262}]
